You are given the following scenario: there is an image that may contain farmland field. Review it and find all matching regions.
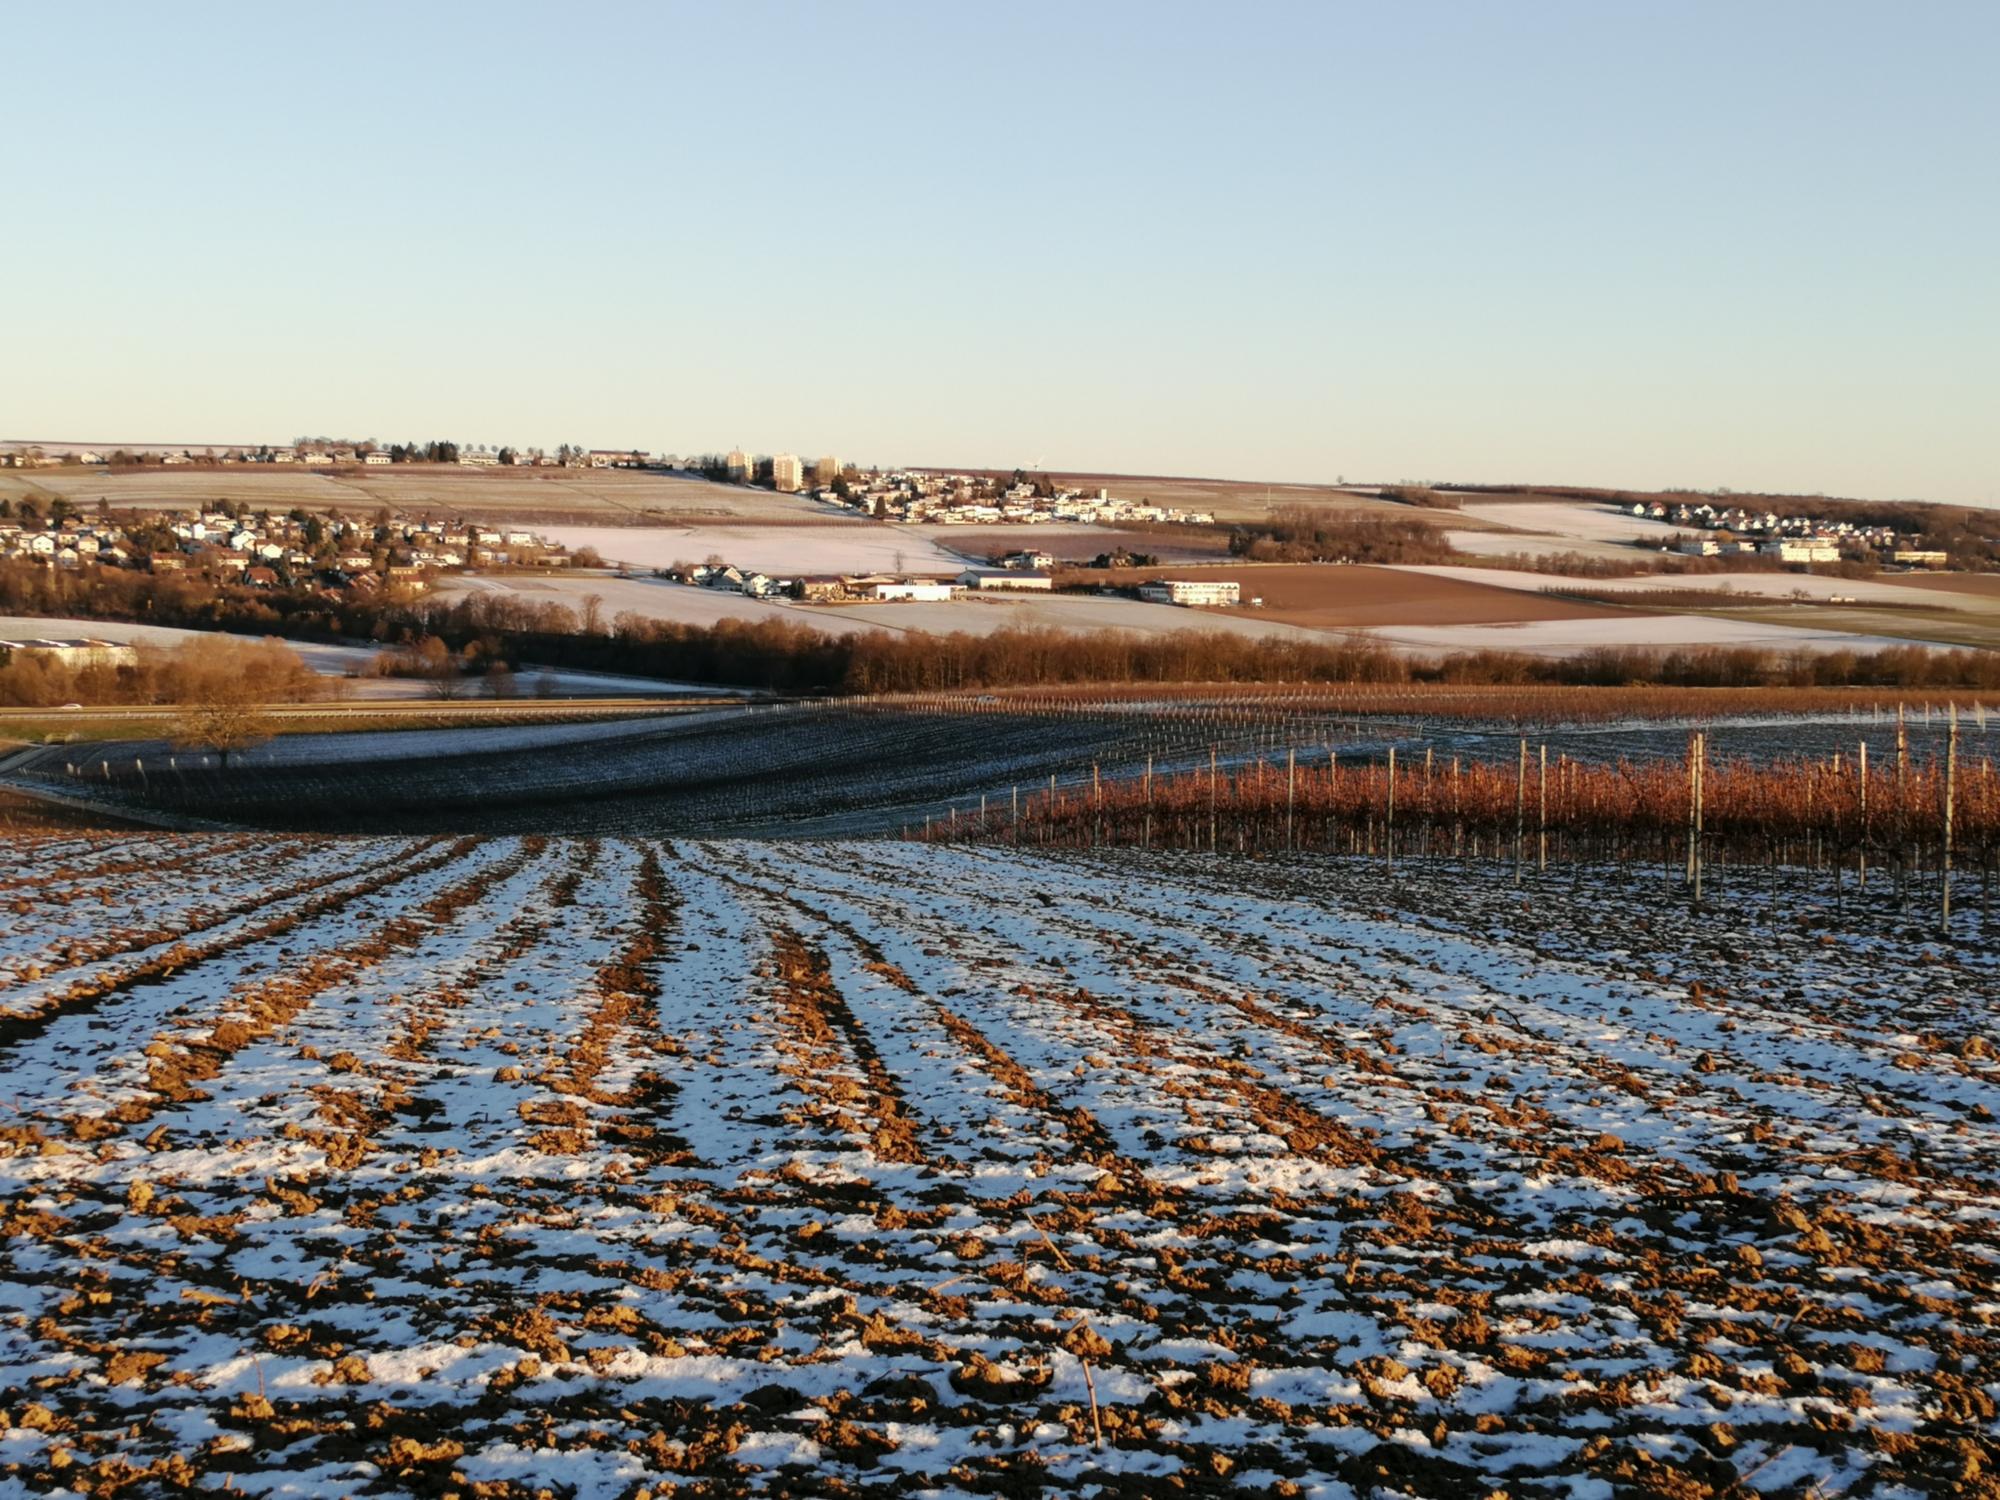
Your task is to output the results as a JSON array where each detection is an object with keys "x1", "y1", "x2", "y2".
[
  {"x1": 1, "y1": 836, "x2": 1994, "y2": 1499},
  {"x1": 538, "y1": 523, "x2": 974, "y2": 578},
  {"x1": 0, "y1": 468, "x2": 810, "y2": 527},
  {"x1": 923, "y1": 473, "x2": 1446, "y2": 526},
  {"x1": 1049, "y1": 565, "x2": 1630, "y2": 631}
]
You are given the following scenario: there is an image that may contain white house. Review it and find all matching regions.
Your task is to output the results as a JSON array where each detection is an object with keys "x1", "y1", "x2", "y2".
[{"x1": 1001, "y1": 550, "x2": 1057, "y2": 570}]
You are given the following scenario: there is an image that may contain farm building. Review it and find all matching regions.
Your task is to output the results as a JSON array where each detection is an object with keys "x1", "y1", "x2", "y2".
[
  {"x1": 1001, "y1": 550, "x2": 1057, "y2": 571},
  {"x1": 1, "y1": 638, "x2": 138, "y2": 669},
  {"x1": 868, "y1": 580, "x2": 955, "y2": 602},
  {"x1": 957, "y1": 568, "x2": 1053, "y2": 592},
  {"x1": 792, "y1": 575, "x2": 851, "y2": 602},
  {"x1": 1139, "y1": 579, "x2": 1242, "y2": 607},
  {"x1": 1759, "y1": 538, "x2": 1841, "y2": 564}
]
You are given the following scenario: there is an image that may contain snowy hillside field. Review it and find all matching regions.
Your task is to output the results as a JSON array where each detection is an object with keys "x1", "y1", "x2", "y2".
[{"x1": 1, "y1": 837, "x2": 1996, "y2": 1497}]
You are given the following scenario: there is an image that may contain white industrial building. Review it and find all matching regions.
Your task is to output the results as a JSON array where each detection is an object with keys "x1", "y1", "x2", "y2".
[
  {"x1": 1138, "y1": 579, "x2": 1241, "y2": 607},
  {"x1": 868, "y1": 580, "x2": 956, "y2": 602},
  {"x1": 956, "y1": 568, "x2": 1053, "y2": 592}
]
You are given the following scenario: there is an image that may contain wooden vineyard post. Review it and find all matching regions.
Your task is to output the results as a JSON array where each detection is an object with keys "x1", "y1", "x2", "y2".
[
  {"x1": 1857, "y1": 743, "x2": 1868, "y2": 891},
  {"x1": 1452, "y1": 755, "x2": 1463, "y2": 861},
  {"x1": 1209, "y1": 746, "x2": 1218, "y2": 853},
  {"x1": 1093, "y1": 763, "x2": 1101, "y2": 850},
  {"x1": 1538, "y1": 743, "x2": 1548, "y2": 873},
  {"x1": 1328, "y1": 749, "x2": 1338, "y2": 852},
  {"x1": 1144, "y1": 754, "x2": 1153, "y2": 851},
  {"x1": 1898, "y1": 705, "x2": 1909, "y2": 904},
  {"x1": 950, "y1": 804, "x2": 957, "y2": 838},
  {"x1": 1424, "y1": 748, "x2": 1440, "y2": 868},
  {"x1": 1688, "y1": 731, "x2": 1705, "y2": 912},
  {"x1": 1943, "y1": 703, "x2": 1958, "y2": 935},
  {"x1": 1286, "y1": 747, "x2": 1296, "y2": 851},
  {"x1": 1386, "y1": 747, "x2": 1396, "y2": 872},
  {"x1": 1514, "y1": 738, "x2": 1527, "y2": 886},
  {"x1": 1013, "y1": 784, "x2": 1020, "y2": 845}
]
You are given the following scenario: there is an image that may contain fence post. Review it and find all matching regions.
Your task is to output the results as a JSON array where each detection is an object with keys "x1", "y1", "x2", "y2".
[
  {"x1": 1209, "y1": 745, "x2": 1218, "y2": 853},
  {"x1": 1689, "y1": 731, "x2": 1705, "y2": 912},
  {"x1": 1943, "y1": 703, "x2": 1958, "y2": 936},
  {"x1": 1286, "y1": 747, "x2": 1295, "y2": 851},
  {"x1": 1538, "y1": 743, "x2": 1548, "y2": 873},
  {"x1": 1329, "y1": 748, "x2": 1338, "y2": 853},
  {"x1": 1386, "y1": 746, "x2": 1396, "y2": 873},
  {"x1": 1898, "y1": 705, "x2": 1909, "y2": 904},
  {"x1": 1857, "y1": 742, "x2": 1868, "y2": 891},
  {"x1": 1452, "y1": 755, "x2": 1462, "y2": 861},
  {"x1": 1145, "y1": 753, "x2": 1154, "y2": 850},
  {"x1": 1514, "y1": 738, "x2": 1526, "y2": 886}
]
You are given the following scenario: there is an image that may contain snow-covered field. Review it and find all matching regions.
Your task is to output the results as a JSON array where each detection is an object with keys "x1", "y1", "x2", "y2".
[
  {"x1": 1445, "y1": 501, "x2": 1686, "y2": 560},
  {"x1": 444, "y1": 573, "x2": 1321, "y2": 642},
  {"x1": 1397, "y1": 565, "x2": 1989, "y2": 607},
  {"x1": 0, "y1": 616, "x2": 378, "y2": 678},
  {"x1": 1358, "y1": 614, "x2": 1934, "y2": 656},
  {"x1": 0, "y1": 837, "x2": 1993, "y2": 1497},
  {"x1": 0, "y1": 616, "x2": 713, "y2": 700}
]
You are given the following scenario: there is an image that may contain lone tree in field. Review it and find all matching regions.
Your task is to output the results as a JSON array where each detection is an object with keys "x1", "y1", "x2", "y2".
[
  {"x1": 171, "y1": 695, "x2": 274, "y2": 770},
  {"x1": 162, "y1": 637, "x2": 314, "y2": 768},
  {"x1": 414, "y1": 635, "x2": 466, "y2": 700}
]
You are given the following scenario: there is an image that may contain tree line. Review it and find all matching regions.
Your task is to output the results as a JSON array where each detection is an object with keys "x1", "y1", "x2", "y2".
[
  {"x1": 0, "y1": 636, "x2": 326, "y2": 709},
  {"x1": 1227, "y1": 509, "x2": 1459, "y2": 565},
  {"x1": 7, "y1": 557, "x2": 2000, "y2": 698}
]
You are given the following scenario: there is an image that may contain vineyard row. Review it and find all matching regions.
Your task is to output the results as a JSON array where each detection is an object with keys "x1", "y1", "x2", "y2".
[{"x1": 910, "y1": 728, "x2": 1996, "y2": 910}]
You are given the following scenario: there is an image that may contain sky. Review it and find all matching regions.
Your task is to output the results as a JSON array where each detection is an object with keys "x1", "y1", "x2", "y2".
[{"x1": 3, "y1": 2, "x2": 1994, "y2": 503}]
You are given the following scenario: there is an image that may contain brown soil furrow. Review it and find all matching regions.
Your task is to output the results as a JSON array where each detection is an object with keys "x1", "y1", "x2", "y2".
[{"x1": 0, "y1": 837, "x2": 460, "y2": 1052}]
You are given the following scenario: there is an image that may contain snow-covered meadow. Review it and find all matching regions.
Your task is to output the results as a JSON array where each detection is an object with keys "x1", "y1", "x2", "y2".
[{"x1": 0, "y1": 837, "x2": 1994, "y2": 1497}]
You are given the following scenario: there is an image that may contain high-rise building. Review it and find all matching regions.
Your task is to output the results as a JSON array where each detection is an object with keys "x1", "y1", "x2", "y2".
[
  {"x1": 724, "y1": 448, "x2": 752, "y2": 483},
  {"x1": 814, "y1": 454, "x2": 840, "y2": 485},
  {"x1": 771, "y1": 454, "x2": 804, "y2": 492}
]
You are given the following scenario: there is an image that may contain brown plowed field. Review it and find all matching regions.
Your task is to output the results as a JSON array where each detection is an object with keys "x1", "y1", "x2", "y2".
[{"x1": 1056, "y1": 563, "x2": 1634, "y2": 628}]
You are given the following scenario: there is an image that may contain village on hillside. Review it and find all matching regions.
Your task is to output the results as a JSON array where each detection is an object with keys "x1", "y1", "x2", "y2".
[
  {"x1": 1, "y1": 439, "x2": 1216, "y2": 532},
  {"x1": 1650, "y1": 498, "x2": 1949, "y2": 566},
  {"x1": 0, "y1": 502, "x2": 573, "y2": 595}
]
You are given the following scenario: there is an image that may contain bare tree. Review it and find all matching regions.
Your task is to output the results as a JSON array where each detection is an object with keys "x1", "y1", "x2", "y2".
[
  {"x1": 417, "y1": 636, "x2": 465, "y2": 700},
  {"x1": 171, "y1": 695, "x2": 274, "y2": 770}
]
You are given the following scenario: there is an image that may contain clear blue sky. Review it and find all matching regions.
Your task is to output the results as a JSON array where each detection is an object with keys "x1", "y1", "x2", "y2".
[{"x1": 3, "y1": 1, "x2": 1994, "y2": 502}]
